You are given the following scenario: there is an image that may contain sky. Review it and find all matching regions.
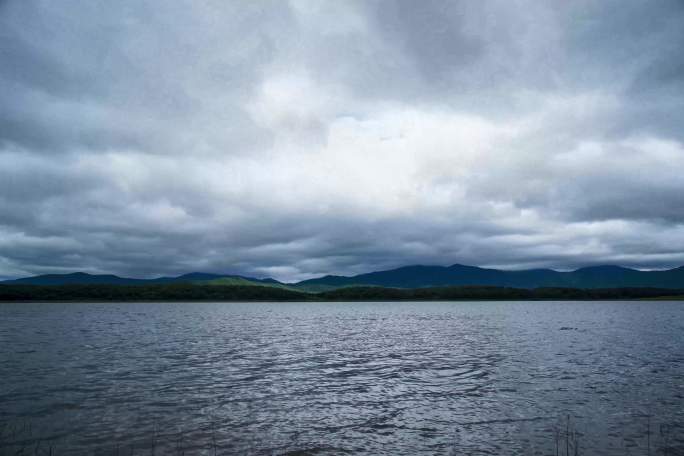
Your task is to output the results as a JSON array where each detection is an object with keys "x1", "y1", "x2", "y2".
[{"x1": 1, "y1": 0, "x2": 684, "y2": 281}]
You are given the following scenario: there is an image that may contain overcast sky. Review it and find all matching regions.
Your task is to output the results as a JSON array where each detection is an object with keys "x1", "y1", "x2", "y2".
[{"x1": 1, "y1": 0, "x2": 684, "y2": 281}]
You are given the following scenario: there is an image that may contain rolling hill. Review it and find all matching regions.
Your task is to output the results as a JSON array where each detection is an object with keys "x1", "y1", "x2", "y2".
[
  {"x1": 294, "y1": 264, "x2": 684, "y2": 289},
  {"x1": 0, "y1": 272, "x2": 278, "y2": 287},
  {"x1": 3, "y1": 263, "x2": 684, "y2": 290}
]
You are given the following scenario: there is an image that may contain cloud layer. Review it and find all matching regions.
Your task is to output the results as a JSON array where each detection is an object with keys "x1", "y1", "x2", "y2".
[{"x1": 1, "y1": 0, "x2": 684, "y2": 281}]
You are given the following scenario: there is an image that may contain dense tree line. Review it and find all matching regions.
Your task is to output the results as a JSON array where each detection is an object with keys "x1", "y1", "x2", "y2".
[
  {"x1": 0, "y1": 283, "x2": 682, "y2": 302},
  {"x1": 0, "y1": 284, "x2": 307, "y2": 302},
  {"x1": 317, "y1": 285, "x2": 684, "y2": 300}
]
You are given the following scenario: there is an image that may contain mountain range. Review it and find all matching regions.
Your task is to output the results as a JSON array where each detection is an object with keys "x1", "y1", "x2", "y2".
[{"x1": 2, "y1": 263, "x2": 684, "y2": 290}]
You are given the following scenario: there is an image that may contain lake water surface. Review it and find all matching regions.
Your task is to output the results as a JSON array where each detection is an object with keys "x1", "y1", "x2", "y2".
[{"x1": 1, "y1": 301, "x2": 683, "y2": 455}]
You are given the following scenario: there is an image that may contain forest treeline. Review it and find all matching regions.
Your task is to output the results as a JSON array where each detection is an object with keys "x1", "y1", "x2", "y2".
[{"x1": 1, "y1": 283, "x2": 682, "y2": 302}]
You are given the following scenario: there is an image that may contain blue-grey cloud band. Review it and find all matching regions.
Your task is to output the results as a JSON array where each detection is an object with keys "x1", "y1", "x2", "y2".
[{"x1": 1, "y1": 0, "x2": 683, "y2": 281}]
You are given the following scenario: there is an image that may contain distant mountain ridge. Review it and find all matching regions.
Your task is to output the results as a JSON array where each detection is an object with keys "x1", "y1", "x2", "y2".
[
  {"x1": 294, "y1": 263, "x2": 684, "y2": 290},
  {"x1": 2, "y1": 263, "x2": 684, "y2": 289},
  {"x1": 0, "y1": 272, "x2": 277, "y2": 286}
]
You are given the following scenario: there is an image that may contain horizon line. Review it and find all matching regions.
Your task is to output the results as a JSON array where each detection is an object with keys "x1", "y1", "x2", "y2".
[{"x1": 2, "y1": 262, "x2": 683, "y2": 284}]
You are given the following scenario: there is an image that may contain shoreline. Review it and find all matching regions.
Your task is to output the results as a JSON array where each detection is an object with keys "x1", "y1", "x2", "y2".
[{"x1": 1, "y1": 283, "x2": 684, "y2": 303}]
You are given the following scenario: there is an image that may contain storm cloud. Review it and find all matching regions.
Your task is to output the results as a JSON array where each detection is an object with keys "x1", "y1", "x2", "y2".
[{"x1": 1, "y1": 0, "x2": 684, "y2": 281}]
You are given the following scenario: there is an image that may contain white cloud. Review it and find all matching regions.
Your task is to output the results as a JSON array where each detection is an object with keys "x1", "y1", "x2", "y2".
[{"x1": 1, "y1": 0, "x2": 684, "y2": 280}]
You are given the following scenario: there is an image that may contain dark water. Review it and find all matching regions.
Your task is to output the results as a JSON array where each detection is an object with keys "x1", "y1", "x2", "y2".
[{"x1": 1, "y1": 301, "x2": 683, "y2": 455}]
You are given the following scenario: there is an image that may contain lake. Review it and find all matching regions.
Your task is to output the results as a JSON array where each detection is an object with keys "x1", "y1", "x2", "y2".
[{"x1": 1, "y1": 301, "x2": 683, "y2": 455}]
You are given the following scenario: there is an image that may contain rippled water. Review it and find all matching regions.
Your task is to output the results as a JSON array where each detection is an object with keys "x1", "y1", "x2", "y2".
[{"x1": 1, "y1": 301, "x2": 683, "y2": 455}]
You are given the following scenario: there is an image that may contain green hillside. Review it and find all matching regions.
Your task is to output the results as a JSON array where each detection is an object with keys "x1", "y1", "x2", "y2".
[
  {"x1": 200, "y1": 277, "x2": 375, "y2": 293},
  {"x1": 202, "y1": 276, "x2": 303, "y2": 292}
]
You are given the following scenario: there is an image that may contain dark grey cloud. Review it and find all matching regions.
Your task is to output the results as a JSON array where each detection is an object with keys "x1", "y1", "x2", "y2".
[{"x1": 1, "y1": 0, "x2": 684, "y2": 281}]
